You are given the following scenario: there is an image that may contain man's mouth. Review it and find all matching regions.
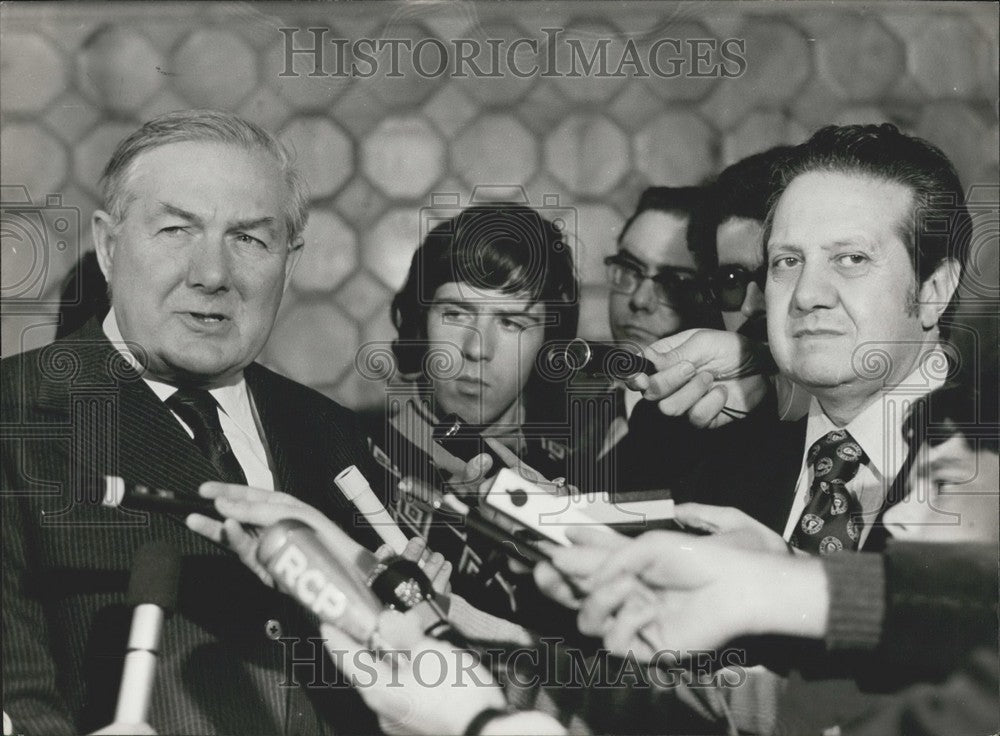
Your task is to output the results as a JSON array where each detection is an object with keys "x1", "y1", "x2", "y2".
[
  {"x1": 622, "y1": 325, "x2": 656, "y2": 340},
  {"x1": 793, "y1": 327, "x2": 844, "y2": 338},
  {"x1": 454, "y1": 376, "x2": 487, "y2": 394},
  {"x1": 186, "y1": 311, "x2": 228, "y2": 324}
]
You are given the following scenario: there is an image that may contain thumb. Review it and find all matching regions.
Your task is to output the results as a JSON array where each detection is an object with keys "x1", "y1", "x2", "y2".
[{"x1": 673, "y1": 502, "x2": 739, "y2": 533}]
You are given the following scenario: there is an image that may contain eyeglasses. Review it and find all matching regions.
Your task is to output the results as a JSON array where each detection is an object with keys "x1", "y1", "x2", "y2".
[
  {"x1": 604, "y1": 255, "x2": 698, "y2": 306},
  {"x1": 704, "y1": 264, "x2": 767, "y2": 311}
]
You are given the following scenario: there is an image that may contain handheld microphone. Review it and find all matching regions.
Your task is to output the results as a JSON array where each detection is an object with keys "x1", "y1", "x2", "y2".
[
  {"x1": 547, "y1": 338, "x2": 655, "y2": 381},
  {"x1": 362, "y1": 553, "x2": 471, "y2": 648},
  {"x1": 432, "y1": 414, "x2": 508, "y2": 470},
  {"x1": 398, "y1": 478, "x2": 549, "y2": 566},
  {"x1": 103, "y1": 476, "x2": 221, "y2": 520},
  {"x1": 335, "y1": 465, "x2": 409, "y2": 554},
  {"x1": 257, "y1": 519, "x2": 382, "y2": 645},
  {"x1": 114, "y1": 540, "x2": 181, "y2": 725}
]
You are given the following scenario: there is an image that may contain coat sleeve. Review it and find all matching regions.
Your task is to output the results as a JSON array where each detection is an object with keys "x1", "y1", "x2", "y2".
[{"x1": 2, "y1": 496, "x2": 77, "y2": 736}]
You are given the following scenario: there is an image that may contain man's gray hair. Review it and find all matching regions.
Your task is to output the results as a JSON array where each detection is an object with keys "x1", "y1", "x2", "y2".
[{"x1": 99, "y1": 109, "x2": 309, "y2": 244}]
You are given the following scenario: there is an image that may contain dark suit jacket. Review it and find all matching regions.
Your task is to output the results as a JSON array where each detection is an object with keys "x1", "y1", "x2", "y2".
[
  {"x1": 606, "y1": 392, "x2": 805, "y2": 534},
  {"x1": 1, "y1": 320, "x2": 384, "y2": 735}
]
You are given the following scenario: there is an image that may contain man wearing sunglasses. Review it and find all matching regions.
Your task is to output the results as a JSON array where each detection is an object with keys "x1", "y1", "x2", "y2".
[
  {"x1": 692, "y1": 147, "x2": 793, "y2": 341},
  {"x1": 602, "y1": 150, "x2": 788, "y2": 493}
]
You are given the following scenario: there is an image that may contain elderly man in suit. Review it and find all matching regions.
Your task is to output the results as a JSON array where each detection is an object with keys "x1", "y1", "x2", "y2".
[{"x1": 1, "y1": 110, "x2": 385, "y2": 735}]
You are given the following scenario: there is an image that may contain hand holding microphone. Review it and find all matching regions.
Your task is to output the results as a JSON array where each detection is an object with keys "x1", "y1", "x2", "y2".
[
  {"x1": 628, "y1": 328, "x2": 772, "y2": 429},
  {"x1": 256, "y1": 519, "x2": 383, "y2": 644},
  {"x1": 189, "y1": 478, "x2": 465, "y2": 644},
  {"x1": 186, "y1": 482, "x2": 352, "y2": 586}
]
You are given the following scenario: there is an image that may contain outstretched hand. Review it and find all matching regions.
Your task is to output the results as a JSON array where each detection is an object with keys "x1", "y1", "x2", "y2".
[
  {"x1": 628, "y1": 329, "x2": 770, "y2": 428},
  {"x1": 186, "y1": 481, "x2": 365, "y2": 586}
]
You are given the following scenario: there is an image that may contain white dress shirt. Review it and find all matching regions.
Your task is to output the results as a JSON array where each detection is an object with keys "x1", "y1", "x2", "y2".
[
  {"x1": 781, "y1": 347, "x2": 947, "y2": 547},
  {"x1": 102, "y1": 310, "x2": 275, "y2": 490}
]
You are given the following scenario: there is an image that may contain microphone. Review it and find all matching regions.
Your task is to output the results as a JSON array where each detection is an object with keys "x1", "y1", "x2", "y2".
[
  {"x1": 398, "y1": 478, "x2": 549, "y2": 566},
  {"x1": 103, "y1": 475, "x2": 221, "y2": 520},
  {"x1": 257, "y1": 519, "x2": 382, "y2": 645},
  {"x1": 334, "y1": 465, "x2": 409, "y2": 554},
  {"x1": 114, "y1": 540, "x2": 181, "y2": 725},
  {"x1": 432, "y1": 414, "x2": 508, "y2": 470},
  {"x1": 547, "y1": 338, "x2": 655, "y2": 381}
]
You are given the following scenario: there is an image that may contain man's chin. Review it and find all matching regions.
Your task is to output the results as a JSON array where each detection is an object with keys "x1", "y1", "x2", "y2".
[
  {"x1": 146, "y1": 351, "x2": 247, "y2": 385},
  {"x1": 787, "y1": 367, "x2": 858, "y2": 393}
]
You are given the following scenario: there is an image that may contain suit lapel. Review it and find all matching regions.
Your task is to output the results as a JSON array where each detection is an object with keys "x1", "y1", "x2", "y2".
[
  {"x1": 245, "y1": 365, "x2": 384, "y2": 550},
  {"x1": 35, "y1": 320, "x2": 223, "y2": 499},
  {"x1": 773, "y1": 418, "x2": 808, "y2": 524}
]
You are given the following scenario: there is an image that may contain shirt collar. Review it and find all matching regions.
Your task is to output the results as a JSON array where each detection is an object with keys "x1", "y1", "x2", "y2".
[
  {"x1": 101, "y1": 308, "x2": 251, "y2": 425},
  {"x1": 805, "y1": 346, "x2": 948, "y2": 480}
]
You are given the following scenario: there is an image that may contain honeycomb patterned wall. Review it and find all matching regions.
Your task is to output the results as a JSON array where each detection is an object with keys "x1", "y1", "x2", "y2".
[{"x1": 2, "y1": 1, "x2": 997, "y2": 410}]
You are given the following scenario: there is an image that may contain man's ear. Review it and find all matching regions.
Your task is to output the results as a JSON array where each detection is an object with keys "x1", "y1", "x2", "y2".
[
  {"x1": 918, "y1": 257, "x2": 961, "y2": 330},
  {"x1": 283, "y1": 237, "x2": 304, "y2": 291},
  {"x1": 92, "y1": 210, "x2": 116, "y2": 283}
]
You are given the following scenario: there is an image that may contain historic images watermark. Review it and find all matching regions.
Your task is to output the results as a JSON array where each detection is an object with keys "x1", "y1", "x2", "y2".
[
  {"x1": 278, "y1": 27, "x2": 748, "y2": 80},
  {"x1": 279, "y1": 637, "x2": 750, "y2": 690}
]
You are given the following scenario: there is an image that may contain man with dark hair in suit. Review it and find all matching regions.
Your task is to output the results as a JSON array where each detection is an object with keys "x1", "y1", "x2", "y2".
[
  {"x1": 624, "y1": 124, "x2": 970, "y2": 539},
  {"x1": 592, "y1": 123, "x2": 976, "y2": 735},
  {"x1": 1, "y1": 110, "x2": 385, "y2": 735}
]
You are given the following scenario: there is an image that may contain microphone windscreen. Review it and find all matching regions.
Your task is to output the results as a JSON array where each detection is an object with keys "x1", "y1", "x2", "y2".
[{"x1": 126, "y1": 540, "x2": 181, "y2": 613}]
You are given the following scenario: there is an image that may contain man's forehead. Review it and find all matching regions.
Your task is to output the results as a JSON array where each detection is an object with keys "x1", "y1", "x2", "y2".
[
  {"x1": 432, "y1": 283, "x2": 546, "y2": 314},
  {"x1": 127, "y1": 142, "x2": 283, "y2": 191},
  {"x1": 768, "y1": 171, "x2": 912, "y2": 250},
  {"x1": 125, "y1": 142, "x2": 288, "y2": 217},
  {"x1": 620, "y1": 210, "x2": 691, "y2": 266}
]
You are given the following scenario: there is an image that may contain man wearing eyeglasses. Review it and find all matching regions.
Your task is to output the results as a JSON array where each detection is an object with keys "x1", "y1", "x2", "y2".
[
  {"x1": 602, "y1": 150, "x2": 790, "y2": 493},
  {"x1": 605, "y1": 186, "x2": 715, "y2": 351},
  {"x1": 593, "y1": 187, "x2": 720, "y2": 466}
]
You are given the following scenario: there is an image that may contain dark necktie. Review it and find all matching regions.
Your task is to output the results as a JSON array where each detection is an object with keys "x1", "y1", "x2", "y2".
[
  {"x1": 166, "y1": 387, "x2": 248, "y2": 485},
  {"x1": 790, "y1": 429, "x2": 868, "y2": 555}
]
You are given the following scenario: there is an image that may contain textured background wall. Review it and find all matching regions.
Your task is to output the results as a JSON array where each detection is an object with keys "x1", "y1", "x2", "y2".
[{"x1": 2, "y1": 1, "x2": 997, "y2": 410}]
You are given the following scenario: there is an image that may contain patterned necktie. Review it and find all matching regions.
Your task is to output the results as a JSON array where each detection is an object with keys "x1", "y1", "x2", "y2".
[
  {"x1": 790, "y1": 429, "x2": 868, "y2": 555},
  {"x1": 166, "y1": 387, "x2": 248, "y2": 485}
]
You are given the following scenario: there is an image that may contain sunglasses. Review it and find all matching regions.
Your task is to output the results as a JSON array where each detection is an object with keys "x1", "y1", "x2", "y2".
[
  {"x1": 704, "y1": 263, "x2": 767, "y2": 312},
  {"x1": 604, "y1": 255, "x2": 699, "y2": 306}
]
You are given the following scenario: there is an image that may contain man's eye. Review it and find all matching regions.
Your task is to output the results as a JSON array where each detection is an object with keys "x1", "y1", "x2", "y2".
[
  {"x1": 771, "y1": 255, "x2": 800, "y2": 270},
  {"x1": 234, "y1": 233, "x2": 267, "y2": 248},
  {"x1": 159, "y1": 226, "x2": 188, "y2": 236},
  {"x1": 837, "y1": 253, "x2": 869, "y2": 267},
  {"x1": 499, "y1": 317, "x2": 525, "y2": 331}
]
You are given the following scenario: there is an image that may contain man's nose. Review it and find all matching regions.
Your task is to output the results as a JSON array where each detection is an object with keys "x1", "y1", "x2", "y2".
[
  {"x1": 186, "y1": 234, "x2": 231, "y2": 292},
  {"x1": 629, "y1": 277, "x2": 658, "y2": 312},
  {"x1": 790, "y1": 261, "x2": 836, "y2": 312},
  {"x1": 460, "y1": 323, "x2": 492, "y2": 362},
  {"x1": 741, "y1": 281, "x2": 766, "y2": 320}
]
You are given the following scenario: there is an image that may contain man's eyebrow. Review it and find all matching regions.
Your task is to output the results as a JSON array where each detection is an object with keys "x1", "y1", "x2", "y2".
[
  {"x1": 156, "y1": 202, "x2": 201, "y2": 223},
  {"x1": 229, "y1": 216, "x2": 278, "y2": 232},
  {"x1": 435, "y1": 299, "x2": 544, "y2": 320},
  {"x1": 616, "y1": 249, "x2": 648, "y2": 268},
  {"x1": 154, "y1": 203, "x2": 277, "y2": 233},
  {"x1": 766, "y1": 241, "x2": 802, "y2": 254},
  {"x1": 828, "y1": 237, "x2": 878, "y2": 250}
]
